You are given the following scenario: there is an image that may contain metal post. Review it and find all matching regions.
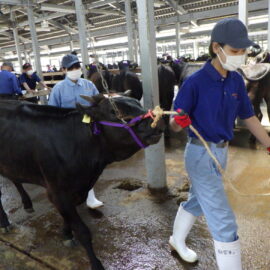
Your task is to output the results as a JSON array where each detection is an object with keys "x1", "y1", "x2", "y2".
[
  {"x1": 125, "y1": 0, "x2": 135, "y2": 61},
  {"x1": 136, "y1": 0, "x2": 167, "y2": 189},
  {"x1": 193, "y1": 41, "x2": 198, "y2": 60},
  {"x1": 176, "y1": 21, "x2": 181, "y2": 57},
  {"x1": 24, "y1": 51, "x2": 31, "y2": 64},
  {"x1": 134, "y1": 28, "x2": 139, "y2": 63},
  {"x1": 239, "y1": 0, "x2": 248, "y2": 27},
  {"x1": 70, "y1": 36, "x2": 74, "y2": 52},
  {"x1": 268, "y1": 0, "x2": 270, "y2": 50},
  {"x1": 11, "y1": 12, "x2": 23, "y2": 72},
  {"x1": 27, "y1": 2, "x2": 47, "y2": 104},
  {"x1": 74, "y1": 0, "x2": 90, "y2": 79}
]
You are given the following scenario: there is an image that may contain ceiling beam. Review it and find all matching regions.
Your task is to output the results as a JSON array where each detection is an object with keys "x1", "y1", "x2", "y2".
[
  {"x1": 39, "y1": 3, "x2": 75, "y2": 14},
  {"x1": 0, "y1": 0, "x2": 28, "y2": 5},
  {"x1": 0, "y1": 0, "x2": 268, "y2": 53},
  {"x1": 165, "y1": 0, "x2": 198, "y2": 26}
]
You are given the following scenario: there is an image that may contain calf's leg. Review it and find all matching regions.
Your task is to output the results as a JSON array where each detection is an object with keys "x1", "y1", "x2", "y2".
[
  {"x1": 0, "y1": 188, "x2": 11, "y2": 232},
  {"x1": 13, "y1": 182, "x2": 34, "y2": 213},
  {"x1": 48, "y1": 192, "x2": 105, "y2": 270}
]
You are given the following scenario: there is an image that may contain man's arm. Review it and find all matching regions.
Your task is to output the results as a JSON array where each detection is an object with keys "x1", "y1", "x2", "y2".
[
  {"x1": 12, "y1": 75, "x2": 22, "y2": 95},
  {"x1": 40, "y1": 81, "x2": 51, "y2": 90},
  {"x1": 48, "y1": 85, "x2": 60, "y2": 107},
  {"x1": 244, "y1": 116, "x2": 270, "y2": 147},
  {"x1": 22, "y1": 82, "x2": 34, "y2": 92}
]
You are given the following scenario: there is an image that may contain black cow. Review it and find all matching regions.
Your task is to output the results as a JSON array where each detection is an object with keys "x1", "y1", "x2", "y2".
[
  {"x1": 86, "y1": 61, "x2": 143, "y2": 101},
  {"x1": 157, "y1": 64, "x2": 176, "y2": 138},
  {"x1": 111, "y1": 61, "x2": 143, "y2": 100},
  {"x1": 0, "y1": 95, "x2": 164, "y2": 270},
  {"x1": 86, "y1": 63, "x2": 113, "y2": 93}
]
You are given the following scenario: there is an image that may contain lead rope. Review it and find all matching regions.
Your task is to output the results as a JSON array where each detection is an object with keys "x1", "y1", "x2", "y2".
[
  {"x1": 85, "y1": 25, "x2": 125, "y2": 122},
  {"x1": 151, "y1": 106, "x2": 270, "y2": 197}
]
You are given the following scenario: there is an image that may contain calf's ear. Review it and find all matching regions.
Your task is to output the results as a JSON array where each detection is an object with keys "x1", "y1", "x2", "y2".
[
  {"x1": 76, "y1": 103, "x2": 100, "y2": 121},
  {"x1": 76, "y1": 103, "x2": 88, "y2": 114},
  {"x1": 80, "y1": 94, "x2": 105, "y2": 105}
]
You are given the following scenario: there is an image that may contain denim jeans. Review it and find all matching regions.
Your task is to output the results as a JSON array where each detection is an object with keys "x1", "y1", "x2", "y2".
[{"x1": 182, "y1": 139, "x2": 238, "y2": 242}]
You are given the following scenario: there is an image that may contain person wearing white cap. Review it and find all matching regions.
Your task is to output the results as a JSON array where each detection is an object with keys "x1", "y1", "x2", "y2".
[
  {"x1": 49, "y1": 54, "x2": 104, "y2": 209},
  {"x1": 169, "y1": 18, "x2": 270, "y2": 270}
]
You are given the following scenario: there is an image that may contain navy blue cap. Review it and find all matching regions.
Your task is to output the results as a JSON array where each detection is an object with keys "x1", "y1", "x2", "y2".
[
  {"x1": 211, "y1": 18, "x2": 256, "y2": 49},
  {"x1": 61, "y1": 54, "x2": 80, "y2": 68}
]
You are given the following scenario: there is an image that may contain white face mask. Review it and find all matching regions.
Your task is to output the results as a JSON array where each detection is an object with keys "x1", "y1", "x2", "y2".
[
  {"x1": 66, "y1": 69, "x2": 82, "y2": 81},
  {"x1": 217, "y1": 47, "x2": 246, "y2": 71},
  {"x1": 26, "y1": 70, "x2": 34, "y2": 76}
]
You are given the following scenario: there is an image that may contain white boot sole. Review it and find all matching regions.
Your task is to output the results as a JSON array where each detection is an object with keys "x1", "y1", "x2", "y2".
[
  {"x1": 169, "y1": 236, "x2": 198, "y2": 263},
  {"x1": 86, "y1": 201, "x2": 104, "y2": 209}
]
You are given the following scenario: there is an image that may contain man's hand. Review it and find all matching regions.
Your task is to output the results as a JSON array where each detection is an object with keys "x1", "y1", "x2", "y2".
[
  {"x1": 174, "y1": 109, "x2": 192, "y2": 128},
  {"x1": 27, "y1": 89, "x2": 35, "y2": 93}
]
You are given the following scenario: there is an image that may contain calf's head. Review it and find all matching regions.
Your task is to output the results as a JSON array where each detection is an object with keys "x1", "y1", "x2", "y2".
[{"x1": 77, "y1": 94, "x2": 164, "y2": 160}]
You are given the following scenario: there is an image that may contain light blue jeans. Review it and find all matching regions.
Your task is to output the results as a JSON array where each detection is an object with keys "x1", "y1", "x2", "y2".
[{"x1": 182, "y1": 139, "x2": 238, "y2": 242}]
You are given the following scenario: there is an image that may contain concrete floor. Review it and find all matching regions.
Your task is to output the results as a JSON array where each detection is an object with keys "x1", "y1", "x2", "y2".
[{"x1": 0, "y1": 129, "x2": 270, "y2": 270}]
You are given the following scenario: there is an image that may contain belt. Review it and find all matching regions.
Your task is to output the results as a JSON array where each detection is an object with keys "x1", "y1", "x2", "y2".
[{"x1": 189, "y1": 137, "x2": 228, "y2": 148}]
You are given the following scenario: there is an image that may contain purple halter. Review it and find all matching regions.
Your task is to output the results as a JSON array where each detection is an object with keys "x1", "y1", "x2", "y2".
[{"x1": 92, "y1": 114, "x2": 151, "y2": 149}]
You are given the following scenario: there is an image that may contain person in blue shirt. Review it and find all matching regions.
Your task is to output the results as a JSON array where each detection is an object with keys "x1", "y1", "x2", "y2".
[
  {"x1": 49, "y1": 54, "x2": 103, "y2": 210},
  {"x1": 0, "y1": 62, "x2": 22, "y2": 99},
  {"x1": 169, "y1": 19, "x2": 270, "y2": 270},
  {"x1": 19, "y1": 63, "x2": 50, "y2": 103}
]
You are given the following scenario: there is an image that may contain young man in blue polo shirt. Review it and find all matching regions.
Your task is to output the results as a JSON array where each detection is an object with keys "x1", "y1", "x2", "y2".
[
  {"x1": 0, "y1": 62, "x2": 22, "y2": 99},
  {"x1": 49, "y1": 54, "x2": 104, "y2": 209},
  {"x1": 169, "y1": 19, "x2": 270, "y2": 270},
  {"x1": 19, "y1": 63, "x2": 50, "y2": 103}
]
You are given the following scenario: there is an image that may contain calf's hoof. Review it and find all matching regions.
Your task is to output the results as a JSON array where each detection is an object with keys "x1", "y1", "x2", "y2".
[
  {"x1": 63, "y1": 238, "x2": 77, "y2": 248},
  {"x1": 92, "y1": 259, "x2": 105, "y2": 270}
]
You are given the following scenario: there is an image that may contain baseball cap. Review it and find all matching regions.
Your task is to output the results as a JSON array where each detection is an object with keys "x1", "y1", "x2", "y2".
[
  {"x1": 2, "y1": 62, "x2": 14, "y2": 70},
  {"x1": 62, "y1": 54, "x2": 80, "y2": 69},
  {"x1": 211, "y1": 18, "x2": 256, "y2": 49},
  {"x1": 22, "y1": 63, "x2": 32, "y2": 70}
]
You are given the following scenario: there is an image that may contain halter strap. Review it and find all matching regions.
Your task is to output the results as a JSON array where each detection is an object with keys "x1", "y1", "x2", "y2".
[{"x1": 91, "y1": 111, "x2": 155, "y2": 149}]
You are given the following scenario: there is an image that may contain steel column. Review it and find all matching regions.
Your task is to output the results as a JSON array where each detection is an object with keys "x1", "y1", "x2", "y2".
[
  {"x1": 27, "y1": 3, "x2": 47, "y2": 104},
  {"x1": 193, "y1": 41, "x2": 198, "y2": 60},
  {"x1": 268, "y1": 0, "x2": 270, "y2": 50},
  {"x1": 11, "y1": 12, "x2": 23, "y2": 72},
  {"x1": 125, "y1": 0, "x2": 135, "y2": 61},
  {"x1": 70, "y1": 39, "x2": 74, "y2": 52},
  {"x1": 133, "y1": 28, "x2": 139, "y2": 63},
  {"x1": 239, "y1": 0, "x2": 248, "y2": 27},
  {"x1": 74, "y1": 0, "x2": 90, "y2": 79},
  {"x1": 136, "y1": 0, "x2": 167, "y2": 189},
  {"x1": 176, "y1": 21, "x2": 181, "y2": 57}
]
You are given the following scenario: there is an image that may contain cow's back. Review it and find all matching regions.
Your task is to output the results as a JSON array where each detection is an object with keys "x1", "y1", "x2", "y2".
[{"x1": 0, "y1": 101, "x2": 104, "y2": 187}]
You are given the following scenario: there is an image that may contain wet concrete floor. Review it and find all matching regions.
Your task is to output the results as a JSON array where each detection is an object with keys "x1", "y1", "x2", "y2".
[{"x1": 0, "y1": 129, "x2": 270, "y2": 270}]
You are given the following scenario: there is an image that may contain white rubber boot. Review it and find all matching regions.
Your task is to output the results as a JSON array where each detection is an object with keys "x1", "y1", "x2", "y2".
[
  {"x1": 169, "y1": 205, "x2": 198, "y2": 263},
  {"x1": 214, "y1": 238, "x2": 242, "y2": 270},
  {"x1": 86, "y1": 188, "x2": 104, "y2": 209}
]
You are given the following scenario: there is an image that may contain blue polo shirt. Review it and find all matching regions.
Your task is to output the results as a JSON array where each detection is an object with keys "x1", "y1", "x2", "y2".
[
  {"x1": 19, "y1": 72, "x2": 41, "y2": 90},
  {"x1": 48, "y1": 77, "x2": 99, "y2": 108},
  {"x1": 174, "y1": 60, "x2": 254, "y2": 143},
  {"x1": 0, "y1": 70, "x2": 21, "y2": 95}
]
